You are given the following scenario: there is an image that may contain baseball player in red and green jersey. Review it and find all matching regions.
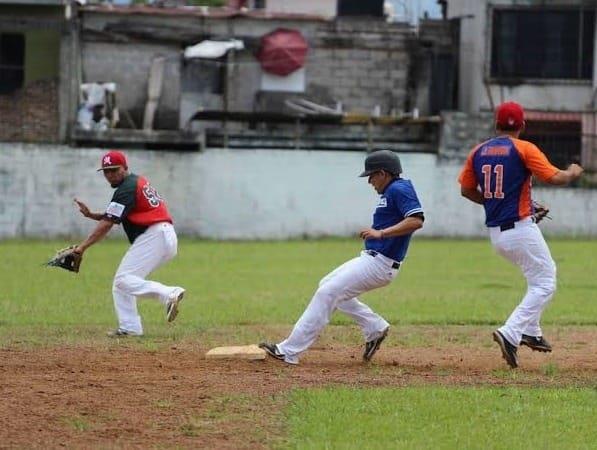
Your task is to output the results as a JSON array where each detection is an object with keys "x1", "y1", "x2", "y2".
[
  {"x1": 458, "y1": 101, "x2": 583, "y2": 368},
  {"x1": 74, "y1": 150, "x2": 185, "y2": 336}
]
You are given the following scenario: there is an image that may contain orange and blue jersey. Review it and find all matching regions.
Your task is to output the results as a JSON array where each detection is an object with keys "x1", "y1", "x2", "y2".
[{"x1": 458, "y1": 136, "x2": 559, "y2": 227}]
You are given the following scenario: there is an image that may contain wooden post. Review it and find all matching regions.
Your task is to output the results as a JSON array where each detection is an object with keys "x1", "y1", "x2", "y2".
[
  {"x1": 223, "y1": 50, "x2": 234, "y2": 149},
  {"x1": 294, "y1": 118, "x2": 301, "y2": 149},
  {"x1": 143, "y1": 56, "x2": 165, "y2": 131}
]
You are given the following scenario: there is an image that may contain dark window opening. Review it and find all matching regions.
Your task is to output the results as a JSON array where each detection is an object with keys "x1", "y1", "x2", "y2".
[
  {"x1": 491, "y1": 8, "x2": 595, "y2": 80},
  {"x1": 182, "y1": 58, "x2": 225, "y2": 95},
  {"x1": 0, "y1": 33, "x2": 25, "y2": 94},
  {"x1": 337, "y1": 0, "x2": 384, "y2": 17},
  {"x1": 522, "y1": 120, "x2": 582, "y2": 177},
  {"x1": 429, "y1": 53, "x2": 457, "y2": 115}
]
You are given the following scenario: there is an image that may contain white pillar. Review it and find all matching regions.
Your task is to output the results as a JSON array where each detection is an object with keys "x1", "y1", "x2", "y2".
[{"x1": 592, "y1": 11, "x2": 597, "y2": 101}]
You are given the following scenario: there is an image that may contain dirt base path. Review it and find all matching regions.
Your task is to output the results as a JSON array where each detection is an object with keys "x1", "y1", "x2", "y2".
[{"x1": 1, "y1": 327, "x2": 595, "y2": 449}]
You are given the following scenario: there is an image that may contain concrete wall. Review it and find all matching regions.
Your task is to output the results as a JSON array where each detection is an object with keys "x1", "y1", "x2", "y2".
[
  {"x1": 447, "y1": 0, "x2": 597, "y2": 113},
  {"x1": 266, "y1": 0, "x2": 336, "y2": 17},
  {"x1": 438, "y1": 111, "x2": 494, "y2": 160},
  {"x1": 81, "y1": 41, "x2": 182, "y2": 129},
  {"x1": 24, "y1": 29, "x2": 60, "y2": 85},
  {"x1": 1, "y1": 144, "x2": 596, "y2": 240}
]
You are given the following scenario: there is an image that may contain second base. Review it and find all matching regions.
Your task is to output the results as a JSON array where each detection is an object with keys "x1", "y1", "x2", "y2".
[{"x1": 205, "y1": 344, "x2": 266, "y2": 360}]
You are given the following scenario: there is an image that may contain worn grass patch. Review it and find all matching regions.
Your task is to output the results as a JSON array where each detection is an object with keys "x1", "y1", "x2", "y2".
[{"x1": 61, "y1": 415, "x2": 91, "y2": 433}]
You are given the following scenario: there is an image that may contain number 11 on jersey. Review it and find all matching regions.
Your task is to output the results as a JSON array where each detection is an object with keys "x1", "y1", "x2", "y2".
[{"x1": 481, "y1": 164, "x2": 504, "y2": 199}]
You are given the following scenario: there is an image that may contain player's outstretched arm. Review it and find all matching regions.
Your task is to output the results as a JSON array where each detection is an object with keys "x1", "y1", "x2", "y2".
[
  {"x1": 75, "y1": 219, "x2": 114, "y2": 255},
  {"x1": 546, "y1": 163, "x2": 584, "y2": 186},
  {"x1": 74, "y1": 198, "x2": 104, "y2": 221}
]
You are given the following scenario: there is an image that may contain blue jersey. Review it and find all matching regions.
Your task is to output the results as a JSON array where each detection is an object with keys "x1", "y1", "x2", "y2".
[
  {"x1": 365, "y1": 178, "x2": 423, "y2": 261},
  {"x1": 459, "y1": 136, "x2": 558, "y2": 227}
]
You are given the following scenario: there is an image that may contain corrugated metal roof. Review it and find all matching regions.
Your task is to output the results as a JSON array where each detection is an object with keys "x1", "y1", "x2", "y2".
[
  {"x1": 81, "y1": 5, "x2": 330, "y2": 21},
  {"x1": 526, "y1": 111, "x2": 583, "y2": 122}
]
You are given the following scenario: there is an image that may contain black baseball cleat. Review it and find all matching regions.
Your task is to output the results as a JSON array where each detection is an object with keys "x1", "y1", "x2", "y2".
[
  {"x1": 363, "y1": 327, "x2": 389, "y2": 362},
  {"x1": 520, "y1": 334, "x2": 552, "y2": 352},
  {"x1": 259, "y1": 342, "x2": 286, "y2": 361},
  {"x1": 492, "y1": 330, "x2": 519, "y2": 368}
]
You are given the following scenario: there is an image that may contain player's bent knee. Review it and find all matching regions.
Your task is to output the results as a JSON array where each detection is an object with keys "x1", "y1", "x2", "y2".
[
  {"x1": 546, "y1": 282, "x2": 556, "y2": 297},
  {"x1": 531, "y1": 282, "x2": 556, "y2": 300},
  {"x1": 315, "y1": 284, "x2": 340, "y2": 302},
  {"x1": 113, "y1": 273, "x2": 133, "y2": 291}
]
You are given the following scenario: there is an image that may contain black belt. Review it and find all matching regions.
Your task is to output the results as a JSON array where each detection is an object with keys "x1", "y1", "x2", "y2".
[
  {"x1": 499, "y1": 222, "x2": 515, "y2": 232},
  {"x1": 365, "y1": 250, "x2": 401, "y2": 269}
]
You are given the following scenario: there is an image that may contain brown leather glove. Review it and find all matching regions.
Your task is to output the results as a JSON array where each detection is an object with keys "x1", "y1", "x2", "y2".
[
  {"x1": 532, "y1": 200, "x2": 551, "y2": 224},
  {"x1": 46, "y1": 245, "x2": 83, "y2": 273}
]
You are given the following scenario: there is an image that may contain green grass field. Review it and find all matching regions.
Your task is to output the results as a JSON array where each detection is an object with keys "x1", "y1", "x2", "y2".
[
  {"x1": 1, "y1": 238, "x2": 596, "y2": 449},
  {"x1": 2, "y1": 238, "x2": 596, "y2": 332},
  {"x1": 286, "y1": 387, "x2": 597, "y2": 450}
]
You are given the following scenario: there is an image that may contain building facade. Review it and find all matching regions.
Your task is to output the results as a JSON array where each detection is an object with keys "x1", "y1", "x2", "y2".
[
  {"x1": 446, "y1": 0, "x2": 597, "y2": 180},
  {"x1": 0, "y1": 0, "x2": 79, "y2": 143}
]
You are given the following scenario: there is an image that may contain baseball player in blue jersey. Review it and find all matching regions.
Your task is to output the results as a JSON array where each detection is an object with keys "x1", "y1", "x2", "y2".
[
  {"x1": 459, "y1": 101, "x2": 583, "y2": 368},
  {"x1": 260, "y1": 150, "x2": 424, "y2": 365}
]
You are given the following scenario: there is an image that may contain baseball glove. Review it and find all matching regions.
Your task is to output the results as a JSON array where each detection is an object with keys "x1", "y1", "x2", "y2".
[
  {"x1": 532, "y1": 200, "x2": 551, "y2": 224},
  {"x1": 46, "y1": 245, "x2": 83, "y2": 273}
]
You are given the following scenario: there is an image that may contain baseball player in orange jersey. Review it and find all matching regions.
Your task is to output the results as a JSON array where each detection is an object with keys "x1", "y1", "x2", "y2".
[
  {"x1": 73, "y1": 150, "x2": 186, "y2": 336},
  {"x1": 458, "y1": 101, "x2": 583, "y2": 368}
]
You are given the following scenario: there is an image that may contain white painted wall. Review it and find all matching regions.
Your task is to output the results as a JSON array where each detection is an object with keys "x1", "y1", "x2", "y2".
[
  {"x1": 266, "y1": 0, "x2": 336, "y2": 17},
  {"x1": 0, "y1": 144, "x2": 595, "y2": 239},
  {"x1": 447, "y1": 0, "x2": 597, "y2": 113}
]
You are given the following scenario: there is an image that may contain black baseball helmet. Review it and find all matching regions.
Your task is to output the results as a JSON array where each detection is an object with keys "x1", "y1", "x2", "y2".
[{"x1": 359, "y1": 150, "x2": 402, "y2": 177}]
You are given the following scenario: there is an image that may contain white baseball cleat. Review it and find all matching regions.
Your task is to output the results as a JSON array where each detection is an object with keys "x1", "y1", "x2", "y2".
[
  {"x1": 107, "y1": 328, "x2": 142, "y2": 337},
  {"x1": 166, "y1": 287, "x2": 185, "y2": 322}
]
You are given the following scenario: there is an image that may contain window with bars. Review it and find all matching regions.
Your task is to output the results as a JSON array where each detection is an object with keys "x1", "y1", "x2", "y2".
[
  {"x1": 522, "y1": 120, "x2": 582, "y2": 178},
  {"x1": 0, "y1": 33, "x2": 25, "y2": 94},
  {"x1": 491, "y1": 8, "x2": 595, "y2": 80}
]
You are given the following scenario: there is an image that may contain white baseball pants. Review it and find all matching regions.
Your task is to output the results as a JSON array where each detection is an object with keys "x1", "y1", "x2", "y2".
[
  {"x1": 112, "y1": 222, "x2": 180, "y2": 334},
  {"x1": 489, "y1": 217, "x2": 556, "y2": 347},
  {"x1": 277, "y1": 251, "x2": 398, "y2": 364}
]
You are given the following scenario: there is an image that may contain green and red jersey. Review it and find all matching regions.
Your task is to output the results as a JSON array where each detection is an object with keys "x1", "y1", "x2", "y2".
[{"x1": 103, "y1": 173, "x2": 172, "y2": 243}]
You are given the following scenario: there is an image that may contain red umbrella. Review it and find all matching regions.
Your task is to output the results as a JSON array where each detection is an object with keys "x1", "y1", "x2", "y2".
[{"x1": 257, "y1": 28, "x2": 309, "y2": 76}]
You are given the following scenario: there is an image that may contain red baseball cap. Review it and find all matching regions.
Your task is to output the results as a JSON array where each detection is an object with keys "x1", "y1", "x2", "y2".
[
  {"x1": 97, "y1": 150, "x2": 128, "y2": 171},
  {"x1": 495, "y1": 101, "x2": 524, "y2": 130}
]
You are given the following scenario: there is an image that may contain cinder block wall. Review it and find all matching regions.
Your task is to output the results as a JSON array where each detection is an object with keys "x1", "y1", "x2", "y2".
[
  {"x1": 81, "y1": 11, "x2": 416, "y2": 127},
  {"x1": 439, "y1": 111, "x2": 494, "y2": 160},
  {"x1": 81, "y1": 41, "x2": 182, "y2": 130}
]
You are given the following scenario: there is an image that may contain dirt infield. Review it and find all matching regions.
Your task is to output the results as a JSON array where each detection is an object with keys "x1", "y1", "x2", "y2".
[{"x1": 1, "y1": 327, "x2": 595, "y2": 449}]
